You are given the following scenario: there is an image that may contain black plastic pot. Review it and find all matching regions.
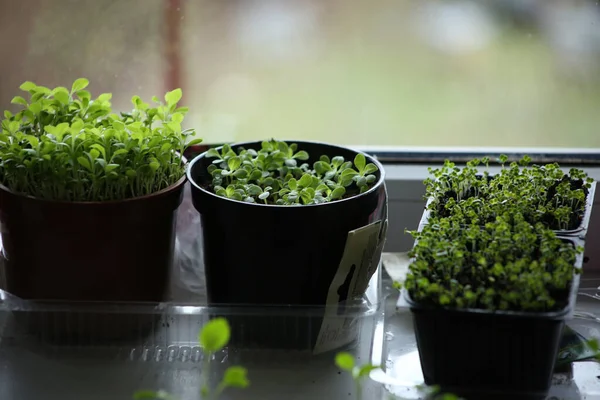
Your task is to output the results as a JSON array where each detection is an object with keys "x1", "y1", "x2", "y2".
[
  {"x1": 187, "y1": 140, "x2": 388, "y2": 350},
  {"x1": 405, "y1": 239, "x2": 583, "y2": 400},
  {"x1": 0, "y1": 175, "x2": 186, "y2": 343}
]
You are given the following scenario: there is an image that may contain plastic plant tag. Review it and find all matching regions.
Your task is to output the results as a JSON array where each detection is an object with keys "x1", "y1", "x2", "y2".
[
  {"x1": 314, "y1": 185, "x2": 388, "y2": 355},
  {"x1": 314, "y1": 219, "x2": 386, "y2": 355},
  {"x1": 556, "y1": 325, "x2": 600, "y2": 368}
]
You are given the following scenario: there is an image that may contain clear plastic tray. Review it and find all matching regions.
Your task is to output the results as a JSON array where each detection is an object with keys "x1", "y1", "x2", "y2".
[{"x1": 0, "y1": 264, "x2": 385, "y2": 400}]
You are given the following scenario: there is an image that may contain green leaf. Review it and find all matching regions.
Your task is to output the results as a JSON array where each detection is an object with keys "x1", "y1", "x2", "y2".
[
  {"x1": 354, "y1": 153, "x2": 366, "y2": 172},
  {"x1": 165, "y1": 88, "x2": 183, "y2": 106},
  {"x1": 11, "y1": 96, "x2": 28, "y2": 106},
  {"x1": 105, "y1": 164, "x2": 119, "y2": 173},
  {"x1": 206, "y1": 148, "x2": 220, "y2": 158},
  {"x1": 293, "y1": 150, "x2": 309, "y2": 160},
  {"x1": 171, "y1": 112, "x2": 184, "y2": 123},
  {"x1": 246, "y1": 184, "x2": 262, "y2": 195},
  {"x1": 71, "y1": 78, "x2": 89, "y2": 93},
  {"x1": 355, "y1": 176, "x2": 367, "y2": 187},
  {"x1": 356, "y1": 364, "x2": 379, "y2": 378},
  {"x1": 222, "y1": 366, "x2": 250, "y2": 389},
  {"x1": 55, "y1": 123, "x2": 70, "y2": 136},
  {"x1": 53, "y1": 90, "x2": 69, "y2": 105},
  {"x1": 199, "y1": 317, "x2": 231, "y2": 353},
  {"x1": 233, "y1": 169, "x2": 249, "y2": 179},
  {"x1": 300, "y1": 188, "x2": 314, "y2": 204},
  {"x1": 258, "y1": 192, "x2": 270, "y2": 200},
  {"x1": 330, "y1": 186, "x2": 346, "y2": 200},
  {"x1": 8, "y1": 121, "x2": 20, "y2": 133},
  {"x1": 97, "y1": 93, "x2": 112, "y2": 102},
  {"x1": 335, "y1": 352, "x2": 355, "y2": 371},
  {"x1": 288, "y1": 178, "x2": 298, "y2": 190},
  {"x1": 28, "y1": 102, "x2": 42, "y2": 115},
  {"x1": 25, "y1": 135, "x2": 39, "y2": 147},
  {"x1": 228, "y1": 156, "x2": 242, "y2": 171},
  {"x1": 186, "y1": 138, "x2": 203, "y2": 147},
  {"x1": 363, "y1": 163, "x2": 378, "y2": 175},
  {"x1": 341, "y1": 168, "x2": 359, "y2": 178},
  {"x1": 77, "y1": 156, "x2": 93, "y2": 172},
  {"x1": 19, "y1": 81, "x2": 37, "y2": 92},
  {"x1": 112, "y1": 149, "x2": 129, "y2": 158},
  {"x1": 77, "y1": 90, "x2": 91, "y2": 101},
  {"x1": 298, "y1": 174, "x2": 313, "y2": 188},
  {"x1": 314, "y1": 161, "x2": 331, "y2": 175},
  {"x1": 331, "y1": 156, "x2": 345, "y2": 168}
]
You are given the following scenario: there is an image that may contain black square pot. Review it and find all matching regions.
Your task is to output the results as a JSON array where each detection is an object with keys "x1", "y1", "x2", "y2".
[{"x1": 405, "y1": 238, "x2": 583, "y2": 400}]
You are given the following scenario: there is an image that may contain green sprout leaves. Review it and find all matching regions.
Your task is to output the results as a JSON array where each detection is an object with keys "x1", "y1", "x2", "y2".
[
  {"x1": 135, "y1": 317, "x2": 248, "y2": 400},
  {"x1": 199, "y1": 317, "x2": 230, "y2": 353},
  {"x1": 0, "y1": 78, "x2": 201, "y2": 201},
  {"x1": 405, "y1": 217, "x2": 582, "y2": 312},
  {"x1": 335, "y1": 352, "x2": 355, "y2": 371},
  {"x1": 335, "y1": 352, "x2": 380, "y2": 400},
  {"x1": 206, "y1": 139, "x2": 380, "y2": 205},
  {"x1": 406, "y1": 155, "x2": 588, "y2": 313},
  {"x1": 221, "y1": 366, "x2": 250, "y2": 389},
  {"x1": 425, "y1": 155, "x2": 593, "y2": 230},
  {"x1": 404, "y1": 155, "x2": 592, "y2": 312},
  {"x1": 335, "y1": 351, "x2": 378, "y2": 379},
  {"x1": 199, "y1": 317, "x2": 249, "y2": 399}
]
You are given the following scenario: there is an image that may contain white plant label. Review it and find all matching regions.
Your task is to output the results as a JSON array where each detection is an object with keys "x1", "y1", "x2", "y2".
[{"x1": 313, "y1": 217, "x2": 388, "y2": 355}]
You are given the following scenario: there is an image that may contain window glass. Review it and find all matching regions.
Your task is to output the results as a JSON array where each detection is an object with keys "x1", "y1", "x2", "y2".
[{"x1": 1, "y1": 0, "x2": 599, "y2": 147}]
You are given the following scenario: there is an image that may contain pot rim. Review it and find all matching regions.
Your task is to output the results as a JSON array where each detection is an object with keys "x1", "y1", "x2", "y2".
[
  {"x1": 186, "y1": 139, "x2": 386, "y2": 209},
  {"x1": 0, "y1": 157, "x2": 188, "y2": 206}
]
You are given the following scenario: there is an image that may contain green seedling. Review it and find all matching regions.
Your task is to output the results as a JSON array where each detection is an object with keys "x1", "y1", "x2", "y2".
[
  {"x1": 425, "y1": 155, "x2": 593, "y2": 230},
  {"x1": 405, "y1": 213, "x2": 582, "y2": 312},
  {"x1": 134, "y1": 317, "x2": 249, "y2": 400},
  {"x1": 0, "y1": 78, "x2": 201, "y2": 201},
  {"x1": 335, "y1": 352, "x2": 380, "y2": 400},
  {"x1": 205, "y1": 139, "x2": 379, "y2": 205}
]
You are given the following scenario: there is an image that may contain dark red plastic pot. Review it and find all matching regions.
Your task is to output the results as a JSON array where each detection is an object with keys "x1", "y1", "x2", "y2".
[
  {"x1": 187, "y1": 140, "x2": 388, "y2": 349},
  {"x1": 0, "y1": 175, "x2": 186, "y2": 342}
]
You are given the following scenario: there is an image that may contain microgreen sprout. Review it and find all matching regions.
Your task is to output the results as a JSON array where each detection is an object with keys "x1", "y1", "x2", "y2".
[
  {"x1": 205, "y1": 139, "x2": 379, "y2": 205},
  {"x1": 0, "y1": 78, "x2": 202, "y2": 201},
  {"x1": 405, "y1": 215, "x2": 582, "y2": 312},
  {"x1": 425, "y1": 155, "x2": 594, "y2": 230},
  {"x1": 335, "y1": 352, "x2": 380, "y2": 400},
  {"x1": 134, "y1": 317, "x2": 248, "y2": 400}
]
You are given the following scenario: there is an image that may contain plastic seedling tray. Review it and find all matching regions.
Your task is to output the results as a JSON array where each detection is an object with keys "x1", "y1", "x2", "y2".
[{"x1": 0, "y1": 266, "x2": 385, "y2": 400}]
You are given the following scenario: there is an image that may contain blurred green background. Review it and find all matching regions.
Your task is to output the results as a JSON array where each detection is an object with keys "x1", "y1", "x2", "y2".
[{"x1": 1, "y1": 0, "x2": 600, "y2": 148}]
